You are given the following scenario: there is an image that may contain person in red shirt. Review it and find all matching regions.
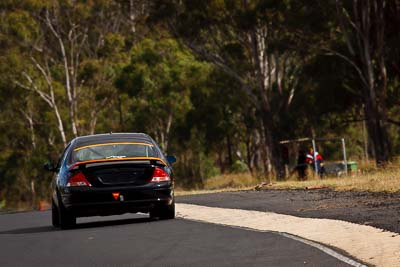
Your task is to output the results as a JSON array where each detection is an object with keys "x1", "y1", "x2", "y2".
[{"x1": 306, "y1": 148, "x2": 325, "y2": 177}]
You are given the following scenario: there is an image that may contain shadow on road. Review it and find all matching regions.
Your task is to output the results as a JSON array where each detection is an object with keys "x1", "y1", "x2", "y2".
[
  {"x1": 78, "y1": 217, "x2": 152, "y2": 229},
  {"x1": 0, "y1": 217, "x2": 152, "y2": 234},
  {"x1": 0, "y1": 226, "x2": 55, "y2": 234}
]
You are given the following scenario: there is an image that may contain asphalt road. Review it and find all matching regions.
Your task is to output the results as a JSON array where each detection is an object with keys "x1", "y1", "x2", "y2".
[{"x1": 0, "y1": 206, "x2": 351, "y2": 266}]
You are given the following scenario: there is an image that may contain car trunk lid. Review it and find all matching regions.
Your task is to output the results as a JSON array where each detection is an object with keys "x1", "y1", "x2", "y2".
[{"x1": 73, "y1": 160, "x2": 158, "y2": 187}]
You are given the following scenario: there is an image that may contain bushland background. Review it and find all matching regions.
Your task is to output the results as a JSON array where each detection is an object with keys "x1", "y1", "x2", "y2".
[{"x1": 1, "y1": 0, "x2": 400, "y2": 209}]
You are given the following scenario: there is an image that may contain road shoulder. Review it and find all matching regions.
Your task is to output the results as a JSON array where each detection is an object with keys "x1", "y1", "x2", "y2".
[
  {"x1": 177, "y1": 188, "x2": 400, "y2": 233},
  {"x1": 177, "y1": 203, "x2": 400, "y2": 267}
]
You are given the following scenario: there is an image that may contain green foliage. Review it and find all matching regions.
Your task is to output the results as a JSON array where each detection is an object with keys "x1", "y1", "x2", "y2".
[
  {"x1": 3, "y1": 11, "x2": 38, "y2": 43},
  {"x1": 231, "y1": 160, "x2": 249, "y2": 174},
  {"x1": 117, "y1": 38, "x2": 211, "y2": 151},
  {"x1": 1, "y1": 0, "x2": 400, "y2": 208}
]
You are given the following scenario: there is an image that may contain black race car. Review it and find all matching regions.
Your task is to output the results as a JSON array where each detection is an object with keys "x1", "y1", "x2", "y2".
[{"x1": 45, "y1": 133, "x2": 176, "y2": 229}]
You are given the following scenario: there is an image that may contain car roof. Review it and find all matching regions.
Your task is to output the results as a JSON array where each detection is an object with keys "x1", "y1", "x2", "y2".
[{"x1": 72, "y1": 133, "x2": 154, "y2": 148}]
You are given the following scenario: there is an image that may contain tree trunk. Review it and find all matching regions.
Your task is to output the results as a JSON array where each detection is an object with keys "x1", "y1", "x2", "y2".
[
  {"x1": 164, "y1": 113, "x2": 173, "y2": 153},
  {"x1": 118, "y1": 95, "x2": 125, "y2": 131},
  {"x1": 261, "y1": 110, "x2": 284, "y2": 179},
  {"x1": 364, "y1": 100, "x2": 390, "y2": 165},
  {"x1": 21, "y1": 109, "x2": 36, "y2": 150},
  {"x1": 335, "y1": 0, "x2": 391, "y2": 166},
  {"x1": 245, "y1": 136, "x2": 254, "y2": 174},
  {"x1": 17, "y1": 70, "x2": 67, "y2": 147},
  {"x1": 218, "y1": 150, "x2": 225, "y2": 174},
  {"x1": 226, "y1": 134, "x2": 233, "y2": 167},
  {"x1": 46, "y1": 10, "x2": 79, "y2": 137},
  {"x1": 130, "y1": 0, "x2": 137, "y2": 34}
]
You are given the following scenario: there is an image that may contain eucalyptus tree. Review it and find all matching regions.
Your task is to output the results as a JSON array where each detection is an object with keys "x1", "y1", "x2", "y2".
[
  {"x1": 0, "y1": 0, "x2": 148, "y2": 206},
  {"x1": 330, "y1": 0, "x2": 392, "y2": 165},
  {"x1": 117, "y1": 38, "x2": 211, "y2": 152},
  {"x1": 7, "y1": 0, "x2": 146, "y2": 145},
  {"x1": 152, "y1": 0, "x2": 313, "y2": 176}
]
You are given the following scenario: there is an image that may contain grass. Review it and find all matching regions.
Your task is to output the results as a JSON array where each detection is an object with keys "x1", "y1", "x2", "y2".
[
  {"x1": 268, "y1": 169, "x2": 400, "y2": 192},
  {"x1": 176, "y1": 165, "x2": 400, "y2": 196},
  {"x1": 175, "y1": 173, "x2": 260, "y2": 196},
  {"x1": 203, "y1": 173, "x2": 261, "y2": 190}
]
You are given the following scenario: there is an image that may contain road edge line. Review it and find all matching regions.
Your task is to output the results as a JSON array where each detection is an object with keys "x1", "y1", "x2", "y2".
[
  {"x1": 177, "y1": 215, "x2": 367, "y2": 267},
  {"x1": 278, "y1": 232, "x2": 367, "y2": 267}
]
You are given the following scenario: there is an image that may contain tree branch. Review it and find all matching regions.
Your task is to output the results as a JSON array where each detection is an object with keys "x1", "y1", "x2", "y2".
[
  {"x1": 16, "y1": 72, "x2": 53, "y2": 107},
  {"x1": 323, "y1": 49, "x2": 369, "y2": 90}
]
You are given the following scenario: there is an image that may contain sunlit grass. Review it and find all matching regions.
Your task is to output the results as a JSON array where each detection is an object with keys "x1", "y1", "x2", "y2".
[
  {"x1": 203, "y1": 173, "x2": 260, "y2": 190},
  {"x1": 269, "y1": 169, "x2": 400, "y2": 192},
  {"x1": 175, "y1": 173, "x2": 259, "y2": 196},
  {"x1": 176, "y1": 164, "x2": 400, "y2": 195},
  {"x1": 175, "y1": 187, "x2": 255, "y2": 196}
]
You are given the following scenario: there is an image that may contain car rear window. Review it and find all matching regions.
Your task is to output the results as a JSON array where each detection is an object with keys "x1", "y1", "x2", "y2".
[{"x1": 70, "y1": 142, "x2": 159, "y2": 163}]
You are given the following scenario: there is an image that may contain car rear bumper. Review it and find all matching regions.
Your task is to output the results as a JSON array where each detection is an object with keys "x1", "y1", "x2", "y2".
[{"x1": 60, "y1": 183, "x2": 173, "y2": 217}]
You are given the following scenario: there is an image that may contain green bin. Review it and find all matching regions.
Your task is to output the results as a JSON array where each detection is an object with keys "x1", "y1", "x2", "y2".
[{"x1": 346, "y1": 161, "x2": 357, "y2": 174}]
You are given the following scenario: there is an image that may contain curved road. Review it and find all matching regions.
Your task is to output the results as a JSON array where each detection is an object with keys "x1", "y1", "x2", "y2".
[{"x1": 0, "y1": 200, "x2": 353, "y2": 266}]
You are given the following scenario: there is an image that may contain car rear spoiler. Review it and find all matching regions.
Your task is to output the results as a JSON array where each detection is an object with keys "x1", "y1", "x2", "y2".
[{"x1": 69, "y1": 157, "x2": 167, "y2": 170}]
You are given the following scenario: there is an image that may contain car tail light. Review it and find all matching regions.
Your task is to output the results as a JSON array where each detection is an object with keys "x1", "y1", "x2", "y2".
[
  {"x1": 67, "y1": 172, "x2": 92, "y2": 187},
  {"x1": 151, "y1": 167, "x2": 170, "y2": 182}
]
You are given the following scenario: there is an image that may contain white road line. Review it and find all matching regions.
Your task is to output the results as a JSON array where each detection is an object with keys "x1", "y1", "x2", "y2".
[
  {"x1": 278, "y1": 232, "x2": 366, "y2": 267},
  {"x1": 177, "y1": 203, "x2": 400, "y2": 267}
]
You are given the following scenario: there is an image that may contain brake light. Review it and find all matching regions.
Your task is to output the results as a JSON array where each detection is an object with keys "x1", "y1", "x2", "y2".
[
  {"x1": 67, "y1": 172, "x2": 92, "y2": 187},
  {"x1": 112, "y1": 192, "x2": 120, "y2": 200},
  {"x1": 151, "y1": 167, "x2": 170, "y2": 182}
]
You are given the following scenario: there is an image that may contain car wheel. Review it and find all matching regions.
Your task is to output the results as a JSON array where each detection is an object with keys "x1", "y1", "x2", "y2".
[
  {"x1": 52, "y1": 199, "x2": 60, "y2": 228},
  {"x1": 150, "y1": 201, "x2": 175, "y2": 220},
  {"x1": 58, "y1": 202, "x2": 76, "y2": 229}
]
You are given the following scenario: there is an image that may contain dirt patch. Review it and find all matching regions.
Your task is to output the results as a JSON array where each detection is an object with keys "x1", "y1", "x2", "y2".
[{"x1": 177, "y1": 189, "x2": 400, "y2": 233}]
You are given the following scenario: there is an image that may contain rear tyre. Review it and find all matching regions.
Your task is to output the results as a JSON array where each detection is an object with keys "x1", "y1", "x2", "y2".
[
  {"x1": 58, "y1": 202, "x2": 76, "y2": 229},
  {"x1": 52, "y1": 199, "x2": 60, "y2": 227},
  {"x1": 150, "y1": 201, "x2": 175, "y2": 220}
]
